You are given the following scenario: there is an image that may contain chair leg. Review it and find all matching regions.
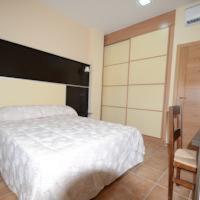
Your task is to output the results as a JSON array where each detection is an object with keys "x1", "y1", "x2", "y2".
[
  {"x1": 192, "y1": 188, "x2": 195, "y2": 200},
  {"x1": 192, "y1": 173, "x2": 196, "y2": 200},
  {"x1": 168, "y1": 166, "x2": 174, "y2": 200},
  {"x1": 176, "y1": 168, "x2": 181, "y2": 186}
]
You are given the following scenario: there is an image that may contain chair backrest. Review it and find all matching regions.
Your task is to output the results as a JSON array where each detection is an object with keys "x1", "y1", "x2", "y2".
[{"x1": 168, "y1": 105, "x2": 183, "y2": 157}]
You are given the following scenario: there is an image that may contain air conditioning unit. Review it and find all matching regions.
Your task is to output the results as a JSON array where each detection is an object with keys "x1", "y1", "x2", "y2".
[{"x1": 185, "y1": 4, "x2": 200, "y2": 26}]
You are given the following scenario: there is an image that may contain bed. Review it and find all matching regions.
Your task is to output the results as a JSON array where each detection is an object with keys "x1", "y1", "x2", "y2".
[{"x1": 0, "y1": 105, "x2": 145, "y2": 200}]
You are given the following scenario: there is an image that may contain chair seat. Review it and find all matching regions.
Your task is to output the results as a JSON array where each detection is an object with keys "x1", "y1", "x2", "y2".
[{"x1": 174, "y1": 148, "x2": 197, "y2": 168}]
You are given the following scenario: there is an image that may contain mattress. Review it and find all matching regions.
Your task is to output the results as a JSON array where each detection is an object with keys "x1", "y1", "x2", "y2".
[{"x1": 0, "y1": 114, "x2": 144, "y2": 200}]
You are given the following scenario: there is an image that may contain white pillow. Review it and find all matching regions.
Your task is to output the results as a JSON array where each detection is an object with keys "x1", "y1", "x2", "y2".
[{"x1": 0, "y1": 105, "x2": 78, "y2": 121}]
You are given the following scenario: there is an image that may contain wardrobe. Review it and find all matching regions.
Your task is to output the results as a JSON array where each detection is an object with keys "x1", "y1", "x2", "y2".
[{"x1": 101, "y1": 28, "x2": 170, "y2": 138}]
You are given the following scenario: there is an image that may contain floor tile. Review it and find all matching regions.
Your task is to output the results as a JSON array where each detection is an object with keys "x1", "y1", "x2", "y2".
[
  {"x1": 0, "y1": 193, "x2": 17, "y2": 200},
  {"x1": 158, "y1": 170, "x2": 191, "y2": 198},
  {"x1": 143, "y1": 156, "x2": 168, "y2": 172},
  {"x1": 0, "y1": 181, "x2": 11, "y2": 196},
  {"x1": 95, "y1": 183, "x2": 137, "y2": 200},
  {"x1": 131, "y1": 164, "x2": 164, "y2": 182},
  {"x1": 153, "y1": 146, "x2": 168, "y2": 158},
  {"x1": 119, "y1": 173, "x2": 155, "y2": 199},
  {"x1": 146, "y1": 186, "x2": 187, "y2": 200}
]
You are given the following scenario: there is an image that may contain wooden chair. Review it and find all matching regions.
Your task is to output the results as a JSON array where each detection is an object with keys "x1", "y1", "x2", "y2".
[{"x1": 168, "y1": 105, "x2": 197, "y2": 200}]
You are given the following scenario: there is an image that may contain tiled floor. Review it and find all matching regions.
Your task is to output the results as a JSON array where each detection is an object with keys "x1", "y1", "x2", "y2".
[
  {"x1": 0, "y1": 136, "x2": 193, "y2": 200},
  {"x1": 94, "y1": 136, "x2": 193, "y2": 200}
]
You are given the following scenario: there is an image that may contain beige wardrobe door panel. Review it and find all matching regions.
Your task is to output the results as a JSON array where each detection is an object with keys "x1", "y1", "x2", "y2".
[
  {"x1": 103, "y1": 63, "x2": 128, "y2": 86},
  {"x1": 127, "y1": 109, "x2": 162, "y2": 138},
  {"x1": 130, "y1": 28, "x2": 169, "y2": 60},
  {"x1": 128, "y1": 85, "x2": 165, "y2": 111},
  {"x1": 102, "y1": 86, "x2": 127, "y2": 107},
  {"x1": 101, "y1": 106, "x2": 126, "y2": 124},
  {"x1": 104, "y1": 40, "x2": 130, "y2": 66},
  {"x1": 129, "y1": 56, "x2": 167, "y2": 84}
]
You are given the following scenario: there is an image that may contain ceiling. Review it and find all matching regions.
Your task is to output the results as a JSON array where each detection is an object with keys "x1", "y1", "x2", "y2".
[{"x1": 39, "y1": 0, "x2": 196, "y2": 34}]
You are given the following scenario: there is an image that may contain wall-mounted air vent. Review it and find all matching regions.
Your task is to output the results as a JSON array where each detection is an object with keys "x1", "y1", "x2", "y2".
[{"x1": 185, "y1": 4, "x2": 200, "y2": 26}]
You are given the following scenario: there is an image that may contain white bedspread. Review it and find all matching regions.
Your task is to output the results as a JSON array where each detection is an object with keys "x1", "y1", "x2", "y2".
[{"x1": 0, "y1": 115, "x2": 144, "y2": 200}]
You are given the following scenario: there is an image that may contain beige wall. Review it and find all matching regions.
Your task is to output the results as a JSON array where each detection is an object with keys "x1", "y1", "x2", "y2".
[
  {"x1": 88, "y1": 29, "x2": 104, "y2": 119},
  {"x1": 0, "y1": 0, "x2": 104, "y2": 119},
  {"x1": 169, "y1": 1, "x2": 200, "y2": 105},
  {"x1": 0, "y1": 77, "x2": 66, "y2": 106},
  {"x1": 0, "y1": 0, "x2": 90, "y2": 63}
]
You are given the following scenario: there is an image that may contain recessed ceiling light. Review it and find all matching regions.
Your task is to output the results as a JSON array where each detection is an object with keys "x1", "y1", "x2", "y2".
[{"x1": 137, "y1": 0, "x2": 152, "y2": 6}]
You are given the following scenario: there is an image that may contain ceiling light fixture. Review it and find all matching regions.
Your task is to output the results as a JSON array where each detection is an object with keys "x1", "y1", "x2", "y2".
[{"x1": 137, "y1": 0, "x2": 152, "y2": 6}]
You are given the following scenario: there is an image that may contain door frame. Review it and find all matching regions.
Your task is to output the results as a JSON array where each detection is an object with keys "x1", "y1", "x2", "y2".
[
  {"x1": 173, "y1": 40, "x2": 200, "y2": 147},
  {"x1": 173, "y1": 40, "x2": 200, "y2": 104}
]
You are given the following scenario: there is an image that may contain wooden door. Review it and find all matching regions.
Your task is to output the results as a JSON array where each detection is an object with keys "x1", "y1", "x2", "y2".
[{"x1": 176, "y1": 42, "x2": 200, "y2": 147}]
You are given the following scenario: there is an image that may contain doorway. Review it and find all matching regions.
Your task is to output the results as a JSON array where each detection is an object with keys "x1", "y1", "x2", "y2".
[{"x1": 175, "y1": 41, "x2": 200, "y2": 147}]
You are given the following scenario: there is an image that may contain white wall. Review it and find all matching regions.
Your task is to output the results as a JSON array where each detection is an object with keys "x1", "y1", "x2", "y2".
[
  {"x1": 0, "y1": 0, "x2": 104, "y2": 119},
  {"x1": 169, "y1": 1, "x2": 200, "y2": 105}
]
